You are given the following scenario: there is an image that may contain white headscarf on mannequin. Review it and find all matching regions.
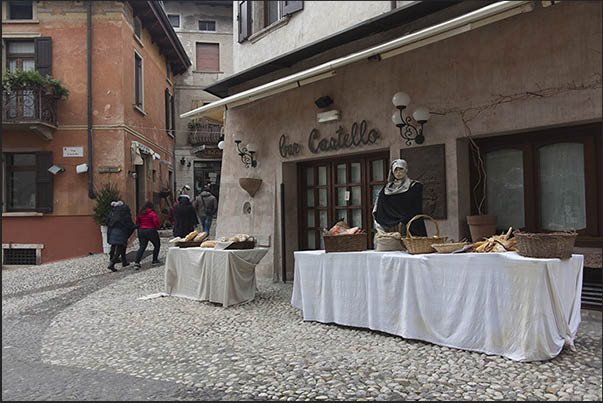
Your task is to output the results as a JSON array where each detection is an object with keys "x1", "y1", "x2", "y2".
[{"x1": 384, "y1": 159, "x2": 412, "y2": 195}]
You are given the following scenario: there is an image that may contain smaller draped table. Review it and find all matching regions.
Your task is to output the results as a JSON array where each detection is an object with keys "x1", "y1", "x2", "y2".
[{"x1": 165, "y1": 247, "x2": 268, "y2": 307}]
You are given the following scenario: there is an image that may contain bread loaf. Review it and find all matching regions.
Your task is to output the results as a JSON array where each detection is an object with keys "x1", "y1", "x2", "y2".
[
  {"x1": 183, "y1": 231, "x2": 199, "y2": 242},
  {"x1": 193, "y1": 232, "x2": 208, "y2": 242},
  {"x1": 200, "y1": 240, "x2": 216, "y2": 248}
]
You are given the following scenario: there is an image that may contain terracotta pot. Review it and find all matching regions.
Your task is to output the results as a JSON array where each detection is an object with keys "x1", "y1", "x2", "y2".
[
  {"x1": 239, "y1": 177, "x2": 262, "y2": 197},
  {"x1": 467, "y1": 215, "x2": 497, "y2": 242}
]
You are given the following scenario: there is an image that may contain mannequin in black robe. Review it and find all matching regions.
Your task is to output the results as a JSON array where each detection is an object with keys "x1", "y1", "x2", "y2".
[{"x1": 373, "y1": 159, "x2": 427, "y2": 237}]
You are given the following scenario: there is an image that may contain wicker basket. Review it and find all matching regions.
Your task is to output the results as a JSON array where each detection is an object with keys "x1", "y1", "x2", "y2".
[
  {"x1": 513, "y1": 231, "x2": 577, "y2": 259},
  {"x1": 402, "y1": 214, "x2": 447, "y2": 254},
  {"x1": 324, "y1": 233, "x2": 367, "y2": 253}
]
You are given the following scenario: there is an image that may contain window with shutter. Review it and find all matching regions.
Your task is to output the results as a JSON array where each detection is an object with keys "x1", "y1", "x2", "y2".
[
  {"x1": 165, "y1": 88, "x2": 171, "y2": 135},
  {"x1": 238, "y1": 0, "x2": 252, "y2": 42},
  {"x1": 3, "y1": 152, "x2": 53, "y2": 213},
  {"x1": 134, "y1": 51, "x2": 143, "y2": 109},
  {"x1": 34, "y1": 37, "x2": 52, "y2": 77},
  {"x1": 195, "y1": 43, "x2": 219, "y2": 72},
  {"x1": 7, "y1": 1, "x2": 33, "y2": 20},
  {"x1": 134, "y1": 17, "x2": 142, "y2": 40},
  {"x1": 170, "y1": 92, "x2": 175, "y2": 136}
]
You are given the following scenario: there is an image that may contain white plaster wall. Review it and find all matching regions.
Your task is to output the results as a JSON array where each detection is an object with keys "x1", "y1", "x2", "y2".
[
  {"x1": 233, "y1": 0, "x2": 396, "y2": 72},
  {"x1": 218, "y1": 2, "x2": 602, "y2": 279}
]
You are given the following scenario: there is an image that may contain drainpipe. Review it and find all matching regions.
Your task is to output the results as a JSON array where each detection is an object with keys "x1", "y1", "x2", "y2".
[{"x1": 87, "y1": 0, "x2": 96, "y2": 199}]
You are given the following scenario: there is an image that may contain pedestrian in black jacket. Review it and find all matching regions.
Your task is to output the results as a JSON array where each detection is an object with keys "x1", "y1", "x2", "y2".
[
  {"x1": 106, "y1": 201, "x2": 138, "y2": 271},
  {"x1": 172, "y1": 195, "x2": 198, "y2": 238}
]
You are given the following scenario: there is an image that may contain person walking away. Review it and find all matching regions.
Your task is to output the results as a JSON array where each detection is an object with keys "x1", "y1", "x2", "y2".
[
  {"x1": 134, "y1": 201, "x2": 161, "y2": 269},
  {"x1": 193, "y1": 185, "x2": 217, "y2": 234},
  {"x1": 172, "y1": 194, "x2": 198, "y2": 238},
  {"x1": 106, "y1": 201, "x2": 137, "y2": 272}
]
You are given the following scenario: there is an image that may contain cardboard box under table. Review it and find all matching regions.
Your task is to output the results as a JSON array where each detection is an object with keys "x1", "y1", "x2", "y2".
[
  {"x1": 291, "y1": 250, "x2": 584, "y2": 361},
  {"x1": 165, "y1": 247, "x2": 268, "y2": 307}
]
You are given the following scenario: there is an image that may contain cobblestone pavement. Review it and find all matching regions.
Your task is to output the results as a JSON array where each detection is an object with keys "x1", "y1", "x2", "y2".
[{"x1": 3, "y1": 239, "x2": 602, "y2": 401}]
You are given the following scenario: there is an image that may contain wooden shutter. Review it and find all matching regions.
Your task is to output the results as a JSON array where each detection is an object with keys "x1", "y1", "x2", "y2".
[
  {"x1": 35, "y1": 151, "x2": 53, "y2": 213},
  {"x1": 196, "y1": 43, "x2": 219, "y2": 72},
  {"x1": 238, "y1": 1, "x2": 252, "y2": 43},
  {"x1": 283, "y1": 0, "x2": 303, "y2": 16},
  {"x1": 170, "y1": 92, "x2": 175, "y2": 136},
  {"x1": 165, "y1": 88, "x2": 170, "y2": 135},
  {"x1": 35, "y1": 37, "x2": 52, "y2": 77}
]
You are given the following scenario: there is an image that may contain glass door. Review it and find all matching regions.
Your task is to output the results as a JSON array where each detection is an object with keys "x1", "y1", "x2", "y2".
[{"x1": 299, "y1": 153, "x2": 388, "y2": 250}]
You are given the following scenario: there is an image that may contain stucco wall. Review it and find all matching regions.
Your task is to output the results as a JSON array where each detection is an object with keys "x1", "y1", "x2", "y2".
[
  {"x1": 219, "y1": 1, "x2": 602, "y2": 279},
  {"x1": 164, "y1": 1, "x2": 233, "y2": 147},
  {"x1": 233, "y1": 0, "x2": 395, "y2": 72},
  {"x1": 2, "y1": 1, "x2": 176, "y2": 262}
]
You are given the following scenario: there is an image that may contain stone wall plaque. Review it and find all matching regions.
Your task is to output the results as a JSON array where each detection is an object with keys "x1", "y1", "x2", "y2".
[{"x1": 400, "y1": 144, "x2": 447, "y2": 219}]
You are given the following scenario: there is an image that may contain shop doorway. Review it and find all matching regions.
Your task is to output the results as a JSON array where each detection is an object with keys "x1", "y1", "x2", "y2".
[
  {"x1": 298, "y1": 152, "x2": 389, "y2": 250},
  {"x1": 193, "y1": 161, "x2": 222, "y2": 201}
]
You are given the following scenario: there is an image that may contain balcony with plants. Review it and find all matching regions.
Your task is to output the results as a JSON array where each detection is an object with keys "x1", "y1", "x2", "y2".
[
  {"x1": 2, "y1": 70, "x2": 69, "y2": 141},
  {"x1": 188, "y1": 119, "x2": 223, "y2": 146}
]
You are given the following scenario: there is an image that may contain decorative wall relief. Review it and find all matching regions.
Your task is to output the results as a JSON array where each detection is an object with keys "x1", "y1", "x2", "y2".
[{"x1": 400, "y1": 144, "x2": 447, "y2": 219}]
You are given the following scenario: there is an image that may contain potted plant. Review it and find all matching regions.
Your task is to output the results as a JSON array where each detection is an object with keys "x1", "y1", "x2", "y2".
[
  {"x1": 92, "y1": 182, "x2": 121, "y2": 254},
  {"x1": 2, "y1": 69, "x2": 70, "y2": 99},
  {"x1": 466, "y1": 132, "x2": 497, "y2": 242}
]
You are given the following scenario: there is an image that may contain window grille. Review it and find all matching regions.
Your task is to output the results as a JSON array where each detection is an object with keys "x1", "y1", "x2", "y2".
[{"x1": 3, "y1": 248, "x2": 37, "y2": 265}]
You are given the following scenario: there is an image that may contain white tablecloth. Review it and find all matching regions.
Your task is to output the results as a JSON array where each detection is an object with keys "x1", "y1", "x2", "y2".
[
  {"x1": 165, "y1": 247, "x2": 268, "y2": 307},
  {"x1": 291, "y1": 250, "x2": 583, "y2": 361}
]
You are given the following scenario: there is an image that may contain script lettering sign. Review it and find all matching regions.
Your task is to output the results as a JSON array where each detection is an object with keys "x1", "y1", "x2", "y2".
[
  {"x1": 308, "y1": 120, "x2": 379, "y2": 154},
  {"x1": 279, "y1": 135, "x2": 301, "y2": 158}
]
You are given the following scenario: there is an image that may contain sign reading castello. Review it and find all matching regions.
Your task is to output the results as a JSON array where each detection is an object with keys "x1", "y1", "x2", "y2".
[{"x1": 309, "y1": 120, "x2": 379, "y2": 154}]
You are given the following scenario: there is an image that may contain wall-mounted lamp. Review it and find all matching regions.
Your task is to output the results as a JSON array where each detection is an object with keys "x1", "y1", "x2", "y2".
[
  {"x1": 391, "y1": 92, "x2": 430, "y2": 146},
  {"x1": 48, "y1": 165, "x2": 65, "y2": 175},
  {"x1": 314, "y1": 95, "x2": 333, "y2": 109},
  {"x1": 232, "y1": 132, "x2": 257, "y2": 168},
  {"x1": 180, "y1": 156, "x2": 186, "y2": 166},
  {"x1": 127, "y1": 170, "x2": 137, "y2": 179}
]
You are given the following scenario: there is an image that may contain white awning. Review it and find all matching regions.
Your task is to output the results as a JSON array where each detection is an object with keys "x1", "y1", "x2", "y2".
[
  {"x1": 131, "y1": 141, "x2": 159, "y2": 165},
  {"x1": 180, "y1": 1, "x2": 533, "y2": 120}
]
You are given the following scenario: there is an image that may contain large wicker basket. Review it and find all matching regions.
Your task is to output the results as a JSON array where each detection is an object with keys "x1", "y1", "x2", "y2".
[
  {"x1": 402, "y1": 214, "x2": 447, "y2": 254},
  {"x1": 324, "y1": 233, "x2": 367, "y2": 253},
  {"x1": 513, "y1": 231, "x2": 577, "y2": 259}
]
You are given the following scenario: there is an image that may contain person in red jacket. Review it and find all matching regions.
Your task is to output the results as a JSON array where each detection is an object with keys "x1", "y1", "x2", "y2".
[{"x1": 134, "y1": 200, "x2": 162, "y2": 269}]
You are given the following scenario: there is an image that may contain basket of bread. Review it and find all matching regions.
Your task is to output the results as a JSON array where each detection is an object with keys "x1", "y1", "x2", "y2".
[
  {"x1": 321, "y1": 221, "x2": 367, "y2": 253},
  {"x1": 168, "y1": 231, "x2": 209, "y2": 248}
]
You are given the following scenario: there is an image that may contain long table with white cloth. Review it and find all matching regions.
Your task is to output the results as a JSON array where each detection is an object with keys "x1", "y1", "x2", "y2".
[
  {"x1": 291, "y1": 250, "x2": 583, "y2": 361},
  {"x1": 165, "y1": 247, "x2": 268, "y2": 307}
]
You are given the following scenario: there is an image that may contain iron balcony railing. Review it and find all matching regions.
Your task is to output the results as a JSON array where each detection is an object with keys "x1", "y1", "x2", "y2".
[
  {"x1": 188, "y1": 123, "x2": 222, "y2": 146},
  {"x1": 2, "y1": 88, "x2": 58, "y2": 127}
]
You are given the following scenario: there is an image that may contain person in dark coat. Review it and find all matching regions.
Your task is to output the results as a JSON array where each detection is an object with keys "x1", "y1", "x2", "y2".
[
  {"x1": 106, "y1": 201, "x2": 137, "y2": 272},
  {"x1": 172, "y1": 195, "x2": 198, "y2": 238}
]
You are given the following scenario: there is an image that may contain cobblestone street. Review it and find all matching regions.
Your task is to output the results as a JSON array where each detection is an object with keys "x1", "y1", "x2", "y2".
[{"x1": 2, "y1": 240, "x2": 602, "y2": 401}]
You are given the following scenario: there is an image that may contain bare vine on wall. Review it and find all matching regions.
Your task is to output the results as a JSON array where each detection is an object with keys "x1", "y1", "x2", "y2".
[{"x1": 432, "y1": 75, "x2": 603, "y2": 215}]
